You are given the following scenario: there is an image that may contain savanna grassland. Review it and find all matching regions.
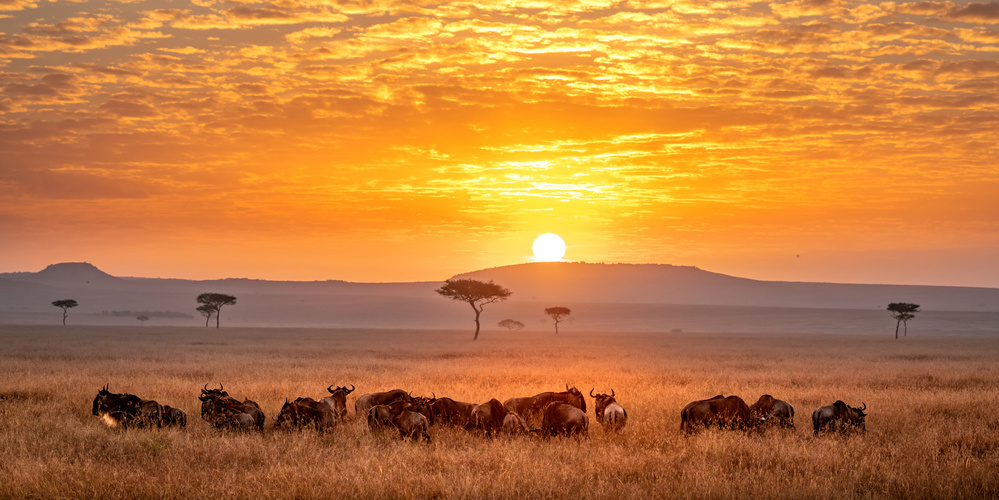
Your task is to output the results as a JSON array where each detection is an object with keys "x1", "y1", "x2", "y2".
[{"x1": 2, "y1": 323, "x2": 998, "y2": 499}]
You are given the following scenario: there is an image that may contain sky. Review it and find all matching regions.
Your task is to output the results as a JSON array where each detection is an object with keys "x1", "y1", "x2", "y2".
[{"x1": 1, "y1": 0, "x2": 998, "y2": 286}]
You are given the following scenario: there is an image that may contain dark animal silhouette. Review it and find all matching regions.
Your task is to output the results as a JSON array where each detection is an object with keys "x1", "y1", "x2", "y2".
[
  {"x1": 91, "y1": 385, "x2": 163, "y2": 429},
  {"x1": 198, "y1": 383, "x2": 265, "y2": 432},
  {"x1": 275, "y1": 397, "x2": 337, "y2": 432},
  {"x1": 540, "y1": 402, "x2": 588, "y2": 437},
  {"x1": 813, "y1": 401, "x2": 866, "y2": 435},
  {"x1": 680, "y1": 395, "x2": 758, "y2": 432},
  {"x1": 591, "y1": 388, "x2": 627, "y2": 432},
  {"x1": 750, "y1": 394, "x2": 794, "y2": 428}
]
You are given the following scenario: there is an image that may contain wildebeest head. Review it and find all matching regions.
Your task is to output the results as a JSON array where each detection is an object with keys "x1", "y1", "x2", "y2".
[
  {"x1": 92, "y1": 384, "x2": 112, "y2": 416},
  {"x1": 839, "y1": 401, "x2": 867, "y2": 430},
  {"x1": 565, "y1": 385, "x2": 586, "y2": 413},
  {"x1": 199, "y1": 383, "x2": 230, "y2": 419},
  {"x1": 324, "y1": 384, "x2": 355, "y2": 417}
]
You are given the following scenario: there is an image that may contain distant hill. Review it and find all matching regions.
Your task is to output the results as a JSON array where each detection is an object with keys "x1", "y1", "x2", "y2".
[
  {"x1": 453, "y1": 262, "x2": 999, "y2": 311},
  {"x1": 1, "y1": 261, "x2": 997, "y2": 332}
]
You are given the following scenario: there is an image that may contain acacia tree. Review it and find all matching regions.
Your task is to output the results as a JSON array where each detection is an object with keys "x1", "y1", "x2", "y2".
[
  {"x1": 196, "y1": 293, "x2": 237, "y2": 329},
  {"x1": 498, "y1": 319, "x2": 526, "y2": 330},
  {"x1": 136, "y1": 315, "x2": 150, "y2": 326},
  {"x1": 435, "y1": 279, "x2": 512, "y2": 340},
  {"x1": 51, "y1": 299, "x2": 78, "y2": 326},
  {"x1": 544, "y1": 306, "x2": 572, "y2": 334},
  {"x1": 196, "y1": 304, "x2": 214, "y2": 327},
  {"x1": 887, "y1": 302, "x2": 920, "y2": 339}
]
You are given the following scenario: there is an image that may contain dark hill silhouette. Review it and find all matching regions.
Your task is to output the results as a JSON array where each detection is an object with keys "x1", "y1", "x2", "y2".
[{"x1": 28, "y1": 262, "x2": 122, "y2": 286}]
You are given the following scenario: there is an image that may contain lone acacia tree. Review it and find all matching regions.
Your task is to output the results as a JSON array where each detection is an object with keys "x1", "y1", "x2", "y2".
[
  {"x1": 887, "y1": 302, "x2": 920, "y2": 339},
  {"x1": 196, "y1": 304, "x2": 214, "y2": 327},
  {"x1": 51, "y1": 299, "x2": 78, "y2": 326},
  {"x1": 136, "y1": 315, "x2": 150, "y2": 326},
  {"x1": 544, "y1": 306, "x2": 572, "y2": 334},
  {"x1": 196, "y1": 293, "x2": 237, "y2": 329},
  {"x1": 498, "y1": 319, "x2": 526, "y2": 331},
  {"x1": 435, "y1": 279, "x2": 512, "y2": 340}
]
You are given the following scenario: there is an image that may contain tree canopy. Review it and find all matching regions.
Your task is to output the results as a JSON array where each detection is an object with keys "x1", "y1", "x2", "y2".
[
  {"x1": 887, "y1": 302, "x2": 920, "y2": 339},
  {"x1": 544, "y1": 306, "x2": 572, "y2": 334},
  {"x1": 196, "y1": 293, "x2": 237, "y2": 329},
  {"x1": 435, "y1": 279, "x2": 512, "y2": 340},
  {"x1": 498, "y1": 319, "x2": 526, "y2": 331},
  {"x1": 51, "y1": 299, "x2": 78, "y2": 326}
]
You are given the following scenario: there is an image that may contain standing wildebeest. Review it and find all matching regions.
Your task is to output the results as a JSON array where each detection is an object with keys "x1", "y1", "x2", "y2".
[
  {"x1": 319, "y1": 384, "x2": 354, "y2": 422},
  {"x1": 367, "y1": 404, "x2": 396, "y2": 431},
  {"x1": 198, "y1": 383, "x2": 266, "y2": 432},
  {"x1": 680, "y1": 395, "x2": 758, "y2": 433},
  {"x1": 540, "y1": 402, "x2": 588, "y2": 438},
  {"x1": 430, "y1": 397, "x2": 476, "y2": 427},
  {"x1": 750, "y1": 394, "x2": 795, "y2": 429},
  {"x1": 92, "y1": 385, "x2": 163, "y2": 429},
  {"x1": 161, "y1": 405, "x2": 187, "y2": 428},
  {"x1": 504, "y1": 385, "x2": 587, "y2": 427},
  {"x1": 590, "y1": 389, "x2": 627, "y2": 432},
  {"x1": 392, "y1": 401, "x2": 432, "y2": 442},
  {"x1": 813, "y1": 401, "x2": 867, "y2": 435},
  {"x1": 469, "y1": 399, "x2": 509, "y2": 436},
  {"x1": 355, "y1": 389, "x2": 411, "y2": 417},
  {"x1": 275, "y1": 397, "x2": 337, "y2": 432}
]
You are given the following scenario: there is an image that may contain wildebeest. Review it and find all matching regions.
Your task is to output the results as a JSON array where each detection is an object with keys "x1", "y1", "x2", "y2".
[
  {"x1": 501, "y1": 412, "x2": 530, "y2": 435},
  {"x1": 405, "y1": 394, "x2": 436, "y2": 426},
  {"x1": 469, "y1": 399, "x2": 509, "y2": 436},
  {"x1": 590, "y1": 388, "x2": 627, "y2": 432},
  {"x1": 392, "y1": 401, "x2": 432, "y2": 442},
  {"x1": 198, "y1": 383, "x2": 266, "y2": 432},
  {"x1": 275, "y1": 397, "x2": 337, "y2": 432},
  {"x1": 319, "y1": 384, "x2": 354, "y2": 421},
  {"x1": 430, "y1": 397, "x2": 476, "y2": 427},
  {"x1": 92, "y1": 385, "x2": 163, "y2": 429},
  {"x1": 161, "y1": 405, "x2": 187, "y2": 428},
  {"x1": 813, "y1": 400, "x2": 866, "y2": 435},
  {"x1": 503, "y1": 385, "x2": 587, "y2": 426},
  {"x1": 680, "y1": 395, "x2": 758, "y2": 432},
  {"x1": 367, "y1": 404, "x2": 396, "y2": 431},
  {"x1": 750, "y1": 394, "x2": 794, "y2": 429},
  {"x1": 540, "y1": 402, "x2": 588, "y2": 437},
  {"x1": 355, "y1": 389, "x2": 411, "y2": 417}
]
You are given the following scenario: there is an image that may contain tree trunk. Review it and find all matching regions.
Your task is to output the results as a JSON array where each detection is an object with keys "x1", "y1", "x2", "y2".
[
  {"x1": 895, "y1": 319, "x2": 901, "y2": 339},
  {"x1": 554, "y1": 320, "x2": 559, "y2": 334},
  {"x1": 904, "y1": 321, "x2": 907, "y2": 336},
  {"x1": 216, "y1": 306, "x2": 221, "y2": 329},
  {"x1": 470, "y1": 301, "x2": 481, "y2": 340},
  {"x1": 62, "y1": 310, "x2": 67, "y2": 326}
]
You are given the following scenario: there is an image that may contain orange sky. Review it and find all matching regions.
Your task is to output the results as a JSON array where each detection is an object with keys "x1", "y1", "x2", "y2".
[{"x1": 2, "y1": 1, "x2": 998, "y2": 286}]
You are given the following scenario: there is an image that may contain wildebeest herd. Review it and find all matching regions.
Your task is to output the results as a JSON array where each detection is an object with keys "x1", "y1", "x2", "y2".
[{"x1": 92, "y1": 383, "x2": 867, "y2": 440}]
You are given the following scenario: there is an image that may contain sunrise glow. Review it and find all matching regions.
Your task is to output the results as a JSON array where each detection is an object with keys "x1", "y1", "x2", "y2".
[{"x1": 1, "y1": 1, "x2": 998, "y2": 286}]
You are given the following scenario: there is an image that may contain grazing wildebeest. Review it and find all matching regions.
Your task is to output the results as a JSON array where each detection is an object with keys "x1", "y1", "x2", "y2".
[
  {"x1": 198, "y1": 383, "x2": 266, "y2": 432},
  {"x1": 813, "y1": 401, "x2": 866, "y2": 435},
  {"x1": 680, "y1": 395, "x2": 757, "y2": 433},
  {"x1": 501, "y1": 412, "x2": 530, "y2": 435},
  {"x1": 430, "y1": 397, "x2": 476, "y2": 427},
  {"x1": 275, "y1": 397, "x2": 337, "y2": 432},
  {"x1": 405, "y1": 394, "x2": 436, "y2": 426},
  {"x1": 367, "y1": 404, "x2": 396, "y2": 431},
  {"x1": 161, "y1": 405, "x2": 187, "y2": 428},
  {"x1": 750, "y1": 394, "x2": 795, "y2": 429},
  {"x1": 355, "y1": 389, "x2": 410, "y2": 417},
  {"x1": 590, "y1": 389, "x2": 627, "y2": 432},
  {"x1": 540, "y1": 402, "x2": 588, "y2": 438},
  {"x1": 391, "y1": 401, "x2": 432, "y2": 442},
  {"x1": 92, "y1": 385, "x2": 163, "y2": 429},
  {"x1": 469, "y1": 399, "x2": 509, "y2": 436},
  {"x1": 319, "y1": 384, "x2": 354, "y2": 421},
  {"x1": 504, "y1": 385, "x2": 587, "y2": 427}
]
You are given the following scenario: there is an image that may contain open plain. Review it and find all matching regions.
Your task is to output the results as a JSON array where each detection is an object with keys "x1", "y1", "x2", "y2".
[{"x1": 2, "y1": 323, "x2": 998, "y2": 499}]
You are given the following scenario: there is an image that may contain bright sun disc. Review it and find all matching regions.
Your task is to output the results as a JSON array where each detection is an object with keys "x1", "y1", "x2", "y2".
[{"x1": 532, "y1": 233, "x2": 566, "y2": 261}]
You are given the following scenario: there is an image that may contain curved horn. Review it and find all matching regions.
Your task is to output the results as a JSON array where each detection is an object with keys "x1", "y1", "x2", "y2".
[
  {"x1": 219, "y1": 383, "x2": 224, "y2": 392},
  {"x1": 566, "y1": 383, "x2": 570, "y2": 391},
  {"x1": 610, "y1": 388, "x2": 615, "y2": 398},
  {"x1": 589, "y1": 388, "x2": 595, "y2": 398},
  {"x1": 348, "y1": 384, "x2": 355, "y2": 394},
  {"x1": 431, "y1": 392, "x2": 436, "y2": 400},
  {"x1": 859, "y1": 402, "x2": 867, "y2": 411},
  {"x1": 328, "y1": 384, "x2": 336, "y2": 394},
  {"x1": 202, "y1": 383, "x2": 209, "y2": 393}
]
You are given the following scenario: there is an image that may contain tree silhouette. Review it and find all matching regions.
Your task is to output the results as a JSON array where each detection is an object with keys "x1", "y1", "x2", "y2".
[
  {"x1": 435, "y1": 279, "x2": 512, "y2": 340},
  {"x1": 544, "y1": 306, "x2": 572, "y2": 334},
  {"x1": 498, "y1": 319, "x2": 526, "y2": 331},
  {"x1": 136, "y1": 315, "x2": 150, "y2": 326},
  {"x1": 196, "y1": 293, "x2": 237, "y2": 329},
  {"x1": 51, "y1": 299, "x2": 78, "y2": 326},
  {"x1": 887, "y1": 302, "x2": 920, "y2": 339},
  {"x1": 196, "y1": 304, "x2": 214, "y2": 327}
]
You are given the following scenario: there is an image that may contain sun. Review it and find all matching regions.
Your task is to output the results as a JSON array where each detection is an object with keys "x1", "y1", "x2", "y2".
[{"x1": 532, "y1": 233, "x2": 567, "y2": 262}]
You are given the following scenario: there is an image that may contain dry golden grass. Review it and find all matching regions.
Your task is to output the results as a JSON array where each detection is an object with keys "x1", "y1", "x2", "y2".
[{"x1": 2, "y1": 324, "x2": 998, "y2": 499}]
